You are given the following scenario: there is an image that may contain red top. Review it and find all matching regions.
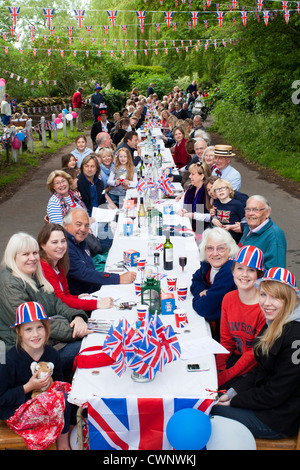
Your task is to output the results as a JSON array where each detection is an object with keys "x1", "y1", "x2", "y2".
[
  {"x1": 72, "y1": 91, "x2": 84, "y2": 109},
  {"x1": 173, "y1": 138, "x2": 191, "y2": 169},
  {"x1": 41, "y1": 259, "x2": 97, "y2": 311},
  {"x1": 216, "y1": 289, "x2": 266, "y2": 387}
]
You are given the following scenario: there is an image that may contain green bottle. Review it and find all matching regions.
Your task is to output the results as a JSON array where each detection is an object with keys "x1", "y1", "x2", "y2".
[{"x1": 163, "y1": 228, "x2": 173, "y2": 270}]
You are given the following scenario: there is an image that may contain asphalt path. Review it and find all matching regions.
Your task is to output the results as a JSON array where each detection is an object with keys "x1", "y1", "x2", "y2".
[{"x1": 0, "y1": 130, "x2": 299, "y2": 278}]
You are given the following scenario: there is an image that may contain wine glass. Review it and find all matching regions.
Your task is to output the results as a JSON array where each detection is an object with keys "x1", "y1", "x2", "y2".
[{"x1": 179, "y1": 256, "x2": 187, "y2": 272}]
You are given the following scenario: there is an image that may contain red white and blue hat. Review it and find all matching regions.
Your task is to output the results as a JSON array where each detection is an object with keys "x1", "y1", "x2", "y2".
[
  {"x1": 10, "y1": 301, "x2": 49, "y2": 328},
  {"x1": 94, "y1": 83, "x2": 102, "y2": 90},
  {"x1": 232, "y1": 245, "x2": 264, "y2": 271},
  {"x1": 255, "y1": 267, "x2": 300, "y2": 299}
]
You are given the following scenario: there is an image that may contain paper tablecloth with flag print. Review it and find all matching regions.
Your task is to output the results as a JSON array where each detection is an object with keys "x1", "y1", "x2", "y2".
[{"x1": 87, "y1": 395, "x2": 214, "y2": 450}]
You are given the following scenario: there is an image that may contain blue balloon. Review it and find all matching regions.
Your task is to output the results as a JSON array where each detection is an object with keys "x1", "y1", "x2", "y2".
[
  {"x1": 166, "y1": 408, "x2": 212, "y2": 450},
  {"x1": 16, "y1": 132, "x2": 25, "y2": 141},
  {"x1": 63, "y1": 108, "x2": 68, "y2": 114}
]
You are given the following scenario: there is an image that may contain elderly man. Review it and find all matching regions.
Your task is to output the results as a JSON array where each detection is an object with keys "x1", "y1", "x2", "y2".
[
  {"x1": 184, "y1": 138, "x2": 207, "y2": 170},
  {"x1": 64, "y1": 207, "x2": 136, "y2": 296},
  {"x1": 240, "y1": 195, "x2": 287, "y2": 270},
  {"x1": 116, "y1": 131, "x2": 141, "y2": 166},
  {"x1": 94, "y1": 132, "x2": 112, "y2": 153},
  {"x1": 190, "y1": 115, "x2": 206, "y2": 137},
  {"x1": 212, "y1": 144, "x2": 241, "y2": 191}
]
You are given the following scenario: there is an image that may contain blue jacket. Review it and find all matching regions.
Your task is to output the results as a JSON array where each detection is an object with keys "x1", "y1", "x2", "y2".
[
  {"x1": 190, "y1": 259, "x2": 236, "y2": 322},
  {"x1": 66, "y1": 230, "x2": 120, "y2": 295},
  {"x1": 240, "y1": 218, "x2": 286, "y2": 270}
]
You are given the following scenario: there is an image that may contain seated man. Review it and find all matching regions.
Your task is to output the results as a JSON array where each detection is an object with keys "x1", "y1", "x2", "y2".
[
  {"x1": 116, "y1": 131, "x2": 141, "y2": 166},
  {"x1": 211, "y1": 144, "x2": 241, "y2": 191},
  {"x1": 240, "y1": 195, "x2": 287, "y2": 270},
  {"x1": 94, "y1": 132, "x2": 112, "y2": 154},
  {"x1": 63, "y1": 207, "x2": 136, "y2": 295}
]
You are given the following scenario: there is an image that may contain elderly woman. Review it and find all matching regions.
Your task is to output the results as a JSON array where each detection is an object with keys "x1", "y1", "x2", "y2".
[
  {"x1": 46, "y1": 170, "x2": 86, "y2": 224},
  {"x1": 190, "y1": 227, "x2": 239, "y2": 340},
  {"x1": 0, "y1": 232, "x2": 89, "y2": 375}
]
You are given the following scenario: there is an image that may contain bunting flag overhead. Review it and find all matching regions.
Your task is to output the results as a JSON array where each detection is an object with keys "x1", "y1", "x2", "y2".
[
  {"x1": 190, "y1": 11, "x2": 199, "y2": 27},
  {"x1": 216, "y1": 11, "x2": 225, "y2": 27},
  {"x1": 86, "y1": 26, "x2": 92, "y2": 36},
  {"x1": 256, "y1": 0, "x2": 265, "y2": 12},
  {"x1": 107, "y1": 10, "x2": 117, "y2": 27},
  {"x1": 136, "y1": 11, "x2": 146, "y2": 32},
  {"x1": 262, "y1": 9, "x2": 270, "y2": 25},
  {"x1": 43, "y1": 8, "x2": 54, "y2": 27},
  {"x1": 74, "y1": 9, "x2": 85, "y2": 28},
  {"x1": 240, "y1": 10, "x2": 248, "y2": 26},
  {"x1": 8, "y1": 6, "x2": 21, "y2": 26},
  {"x1": 164, "y1": 11, "x2": 174, "y2": 27}
]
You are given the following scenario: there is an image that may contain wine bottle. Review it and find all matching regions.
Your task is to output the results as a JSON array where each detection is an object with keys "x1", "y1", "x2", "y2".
[
  {"x1": 140, "y1": 159, "x2": 145, "y2": 178},
  {"x1": 163, "y1": 228, "x2": 173, "y2": 270},
  {"x1": 138, "y1": 197, "x2": 146, "y2": 228}
]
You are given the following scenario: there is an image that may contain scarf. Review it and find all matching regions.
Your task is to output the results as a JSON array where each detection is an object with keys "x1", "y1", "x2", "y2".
[{"x1": 54, "y1": 190, "x2": 85, "y2": 217}]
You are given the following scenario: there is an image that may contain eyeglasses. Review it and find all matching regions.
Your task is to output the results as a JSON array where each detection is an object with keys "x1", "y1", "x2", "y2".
[
  {"x1": 53, "y1": 178, "x2": 67, "y2": 186},
  {"x1": 214, "y1": 187, "x2": 229, "y2": 193},
  {"x1": 205, "y1": 245, "x2": 227, "y2": 254},
  {"x1": 245, "y1": 207, "x2": 266, "y2": 213}
]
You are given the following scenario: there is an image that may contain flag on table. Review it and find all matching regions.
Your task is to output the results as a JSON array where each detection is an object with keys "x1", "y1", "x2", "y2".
[
  {"x1": 158, "y1": 174, "x2": 175, "y2": 196},
  {"x1": 88, "y1": 396, "x2": 214, "y2": 450}
]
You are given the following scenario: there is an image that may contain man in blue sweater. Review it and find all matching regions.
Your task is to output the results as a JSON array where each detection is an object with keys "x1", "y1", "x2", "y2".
[
  {"x1": 240, "y1": 195, "x2": 287, "y2": 270},
  {"x1": 63, "y1": 207, "x2": 136, "y2": 295}
]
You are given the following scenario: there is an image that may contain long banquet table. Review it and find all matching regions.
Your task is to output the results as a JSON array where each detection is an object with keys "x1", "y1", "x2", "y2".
[{"x1": 68, "y1": 126, "x2": 220, "y2": 450}]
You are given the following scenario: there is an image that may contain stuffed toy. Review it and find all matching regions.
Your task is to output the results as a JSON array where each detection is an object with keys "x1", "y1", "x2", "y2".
[{"x1": 30, "y1": 361, "x2": 54, "y2": 398}]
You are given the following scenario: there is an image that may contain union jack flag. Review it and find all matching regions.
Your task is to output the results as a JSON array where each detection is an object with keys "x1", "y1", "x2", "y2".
[
  {"x1": 48, "y1": 26, "x2": 55, "y2": 36},
  {"x1": 86, "y1": 25, "x2": 92, "y2": 36},
  {"x1": 262, "y1": 9, "x2": 270, "y2": 25},
  {"x1": 107, "y1": 10, "x2": 117, "y2": 27},
  {"x1": 158, "y1": 174, "x2": 175, "y2": 196},
  {"x1": 217, "y1": 209, "x2": 230, "y2": 223},
  {"x1": 164, "y1": 11, "x2": 174, "y2": 27},
  {"x1": 74, "y1": 9, "x2": 85, "y2": 28},
  {"x1": 136, "y1": 11, "x2": 146, "y2": 32},
  {"x1": 296, "y1": 2, "x2": 300, "y2": 15},
  {"x1": 240, "y1": 10, "x2": 248, "y2": 26},
  {"x1": 103, "y1": 25, "x2": 109, "y2": 35},
  {"x1": 8, "y1": 7, "x2": 20, "y2": 26},
  {"x1": 256, "y1": 0, "x2": 264, "y2": 12},
  {"x1": 281, "y1": 1, "x2": 289, "y2": 10},
  {"x1": 121, "y1": 24, "x2": 127, "y2": 34},
  {"x1": 231, "y1": 0, "x2": 238, "y2": 9},
  {"x1": 43, "y1": 8, "x2": 54, "y2": 27},
  {"x1": 88, "y1": 395, "x2": 214, "y2": 450},
  {"x1": 283, "y1": 9, "x2": 290, "y2": 23},
  {"x1": 190, "y1": 11, "x2": 199, "y2": 28},
  {"x1": 216, "y1": 11, "x2": 225, "y2": 27},
  {"x1": 67, "y1": 26, "x2": 74, "y2": 36},
  {"x1": 155, "y1": 23, "x2": 161, "y2": 32}
]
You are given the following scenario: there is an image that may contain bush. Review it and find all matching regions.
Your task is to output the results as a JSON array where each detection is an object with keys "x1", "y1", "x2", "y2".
[{"x1": 129, "y1": 73, "x2": 173, "y2": 100}]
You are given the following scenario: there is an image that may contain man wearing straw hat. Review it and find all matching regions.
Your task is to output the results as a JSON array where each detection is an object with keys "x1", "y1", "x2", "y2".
[{"x1": 212, "y1": 144, "x2": 241, "y2": 191}]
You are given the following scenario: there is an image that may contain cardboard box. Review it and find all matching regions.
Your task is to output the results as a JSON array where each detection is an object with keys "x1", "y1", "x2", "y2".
[
  {"x1": 123, "y1": 249, "x2": 140, "y2": 267},
  {"x1": 161, "y1": 292, "x2": 176, "y2": 315}
]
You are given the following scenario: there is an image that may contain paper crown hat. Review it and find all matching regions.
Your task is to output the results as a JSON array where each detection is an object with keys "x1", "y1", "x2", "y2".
[
  {"x1": 11, "y1": 301, "x2": 49, "y2": 328},
  {"x1": 254, "y1": 267, "x2": 300, "y2": 298},
  {"x1": 232, "y1": 245, "x2": 264, "y2": 271}
]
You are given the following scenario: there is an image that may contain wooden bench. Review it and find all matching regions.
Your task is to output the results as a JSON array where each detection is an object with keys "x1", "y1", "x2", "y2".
[
  {"x1": 0, "y1": 420, "x2": 56, "y2": 450},
  {"x1": 255, "y1": 429, "x2": 300, "y2": 450}
]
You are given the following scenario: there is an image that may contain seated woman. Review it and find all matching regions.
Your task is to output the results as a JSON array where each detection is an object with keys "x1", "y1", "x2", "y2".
[
  {"x1": 0, "y1": 232, "x2": 89, "y2": 376},
  {"x1": 177, "y1": 161, "x2": 211, "y2": 234},
  {"x1": 190, "y1": 227, "x2": 239, "y2": 340},
  {"x1": 216, "y1": 245, "x2": 266, "y2": 388},
  {"x1": 38, "y1": 223, "x2": 113, "y2": 312},
  {"x1": 96, "y1": 147, "x2": 115, "y2": 189},
  {"x1": 172, "y1": 125, "x2": 191, "y2": 170},
  {"x1": 46, "y1": 170, "x2": 86, "y2": 225},
  {"x1": 70, "y1": 135, "x2": 93, "y2": 168},
  {"x1": 107, "y1": 147, "x2": 137, "y2": 207},
  {"x1": 77, "y1": 154, "x2": 116, "y2": 252},
  {"x1": 202, "y1": 146, "x2": 216, "y2": 172},
  {"x1": 111, "y1": 117, "x2": 130, "y2": 146},
  {"x1": 212, "y1": 267, "x2": 300, "y2": 440}
]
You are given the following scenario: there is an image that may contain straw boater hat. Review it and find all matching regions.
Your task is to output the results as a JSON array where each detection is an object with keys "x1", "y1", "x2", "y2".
[{"x1": 214, "y1": 144, "x2": 235, "y2": 157}]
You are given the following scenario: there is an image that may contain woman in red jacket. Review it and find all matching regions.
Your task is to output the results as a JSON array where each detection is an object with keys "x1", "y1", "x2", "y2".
[
  {"x1": 172, "y1": 125, "x2": 191, "y2": 169},
  {"x1": 37, "y1": 223, "x2": 113, "y2": 313},
  {"x1": 216, "y1": 245, "x2": 266, "y2": 388}
]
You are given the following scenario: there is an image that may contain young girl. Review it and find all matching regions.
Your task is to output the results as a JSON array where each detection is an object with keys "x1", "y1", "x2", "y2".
[
  {"x1": 216, "y1": 245, "x2": 266, "y2": 388},
  {"x1": 71, "y1": 135, "x2": 93, "y2": 168},
  {"x1": 107, "y1": 148, "x2": 137, "y2": 207},
  {"x1": 212, "y1": 267, "x2": 300, "y2": 439},
  {"x1": 0, "y1": 302, "x2": 77, "y2": 450},
  {"x1": 211, "y1": 178, "x2": 245, "y2": 243},
  {"x1": 61, "y1": 153, "x2": 77, "y2": 172}
]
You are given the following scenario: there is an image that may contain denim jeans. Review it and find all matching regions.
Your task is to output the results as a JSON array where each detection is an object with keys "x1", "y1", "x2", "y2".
[{"x1": 211, "y1": 405, "x2": 287, "y2": 439}]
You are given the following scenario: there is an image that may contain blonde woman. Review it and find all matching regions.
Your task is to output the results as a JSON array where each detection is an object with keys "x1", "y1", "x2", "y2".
[
  {"x1": 0, "y1": 232, "x2": 88, "y2": 374},
  {"x1": 212, "y1": 268, "x2": 300, "y2": 440}
]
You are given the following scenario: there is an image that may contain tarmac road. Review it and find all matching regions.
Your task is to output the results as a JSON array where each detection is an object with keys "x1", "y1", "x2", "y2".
[{"x1": 0, "y1": 132, "x2": 299, "y2": 279}]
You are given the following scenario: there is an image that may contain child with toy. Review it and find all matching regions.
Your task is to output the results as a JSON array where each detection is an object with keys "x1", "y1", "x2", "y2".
[{"x1": 0, "y1": 302, "x2": 77, "y2": 450}]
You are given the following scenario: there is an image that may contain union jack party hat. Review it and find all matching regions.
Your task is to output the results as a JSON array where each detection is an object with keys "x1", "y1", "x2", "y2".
[
  {"x1": 255, "y1": 267, "x2": 300, "y2": 299},
  {"x1": 233, "y1": 245, "x2": 264, "y2": 271},
  {"x1": 11, "y1": 301, "x2": 49, "y2": 328},
  {"x1": 94, "y1": 83, "x2": 102, "y2": 90}
]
